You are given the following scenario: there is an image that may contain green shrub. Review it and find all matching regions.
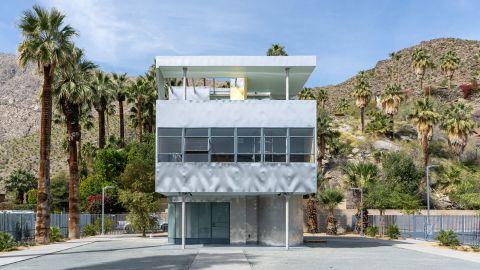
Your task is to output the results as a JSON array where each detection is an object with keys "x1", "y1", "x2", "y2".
[
  {"x1": 26, "y1": 189, "x2": 37, "y2": 204},
  {"x1": 50, "y1": 227, "x2": 63, "y2": 243},
  {"x1": 435, "y1": 230, "x2": 460, "y2": 247},
  {"x1": 387, "y1": 224, "x2": 401, "y2": 239},
  {"x1": 365, "y1": 226, "x2": 378, "y2": 237},
  {"x1": 81, "y1": 224, "x2": 97, "y2": 237},
  {"x1": 0, "y1": 232, "x2": 16, "y2": 251},
  {"x1": 93, "y1": 218, "x2": 115, "y2": 234}
]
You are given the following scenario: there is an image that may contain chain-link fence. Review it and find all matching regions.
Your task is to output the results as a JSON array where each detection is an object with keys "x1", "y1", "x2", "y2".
[
  {"x1": 368, "y1": 215, "x2": 480, "y2": 246},
  {"x1": 0, "y1": 213, "x2": 136, "y2": 242}
]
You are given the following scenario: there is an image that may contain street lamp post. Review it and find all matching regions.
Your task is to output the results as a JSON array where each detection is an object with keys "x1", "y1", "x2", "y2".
[
  {"x1": 350, "y1": 188, "x2": 364, "y2": 236},
  {"x1": 425, "y1": 165, "x2": 438, "y2": 239},
  {"x1": 102, "y1": 185, "x2": 114, "y2": 235}
]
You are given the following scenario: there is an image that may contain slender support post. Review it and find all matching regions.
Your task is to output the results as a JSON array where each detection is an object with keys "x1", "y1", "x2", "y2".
[
  {"x1": 285, "y1": 68, "x2": 290, "y2": 100},
  {"x1": 425, "y1": 165, "x2": 438, "y2": 239},
  {"x1": 360, "y1": 189, "x2": 364, "y2": 237},
  {"x1": 101, "y1": 186, "x2": 113, "y2": 235},
  {"x1": 181, "y1": 196, "x2": 186, "y2": 249},
  {"x1": 285, "y1": 193, "x2": 290, "y2": 250},
  {"x1": 182, "y1": 67, "x2": 187, "y2": 100}
]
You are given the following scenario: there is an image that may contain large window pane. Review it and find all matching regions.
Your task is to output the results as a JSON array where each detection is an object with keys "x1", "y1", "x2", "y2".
[
  {"x1": 185, "y1": 138, "x2": 208, "y2": 151},
  {"x1": 264, "y1": 137, "x2": 286, "y2": 154},
  {"x1": 237, "y1": 128, "x2": 260, "y2": 136},
  {"x1": 290, "y1": 128, "x2": 313, "y2": 136},
  {"x1": 184, "y1": 153, "x2": 208, "y2": 162},
  {"x1": 238, "y1": 137, "x2": 261, "y2": 153},
  {"x1": 211, "y1": 137, "x2": 234, "y2": 153},
  {"x1": 264, "y1": 128, "x2": 287, "y2": 137},
  {"x1": 290, "y1": 137, "x2": 314, "y2": 154},
  {"x1": 158, "y1": 137, "x2": 182, "y2": 153},
  {"x1": 264, "y1": 154, "x2": 286, "y2": 162},
  {"x1": 185, "y1": 128, "x2": 208, "y2": 136},
  {"x1": 158, "y1": 154, "x2": 182, "y2": 162},
  {"x1": 211, "y1": 128, "x2": 234, "y2": 136},
  {"x1": 158, "y1": 128, "x2": 182, "y2": 136},
  {"x1": 290, "y1": 154, "x2": 314, "y2": 163},
  {"x1": 237, "y1": 154, "x2": 261, "y2": 162},
  {"x1": 211, "y1": 154, "x2": 234, "y2": 162}
]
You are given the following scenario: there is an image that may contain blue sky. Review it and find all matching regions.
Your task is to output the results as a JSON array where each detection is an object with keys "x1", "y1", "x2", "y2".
[{"x1": 1, "y1": 0, "x2": 479, "y2": 86}]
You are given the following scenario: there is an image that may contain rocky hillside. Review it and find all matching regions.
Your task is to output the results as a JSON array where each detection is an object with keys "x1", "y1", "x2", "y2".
[
  {"x1": 0, "y1": 53, "x2": 42, "y2": 141},
  {"x1": 322, "y1": 38, "x2": 480, "y2": 108}
]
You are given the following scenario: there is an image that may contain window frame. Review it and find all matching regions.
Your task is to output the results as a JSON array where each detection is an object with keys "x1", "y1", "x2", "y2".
[
  {"x1": 263, "y1": 128, "x2": 287, "y2": 163},
  {"x1": 237, "y1": 128, "x2": 262, "y2": 163},
  {"x1": 289, "y1": 127, "x2": 315, "y2": 163},
  {"x1": 157, "y1": 128, "x2": 183, "y2": 163},
  {"x1": 209, "y1": 128, "x2": 235, "y2": 162}
]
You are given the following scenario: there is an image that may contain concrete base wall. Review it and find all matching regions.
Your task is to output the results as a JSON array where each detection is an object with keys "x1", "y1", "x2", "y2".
[{"x1": 258, "y1": 195, "x2": 303, "y2": 246}]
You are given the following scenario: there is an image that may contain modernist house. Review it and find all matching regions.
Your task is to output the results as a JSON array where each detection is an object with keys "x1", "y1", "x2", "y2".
[{"x1": 155, "y1": 56, "x2": 317, "y2": 248}]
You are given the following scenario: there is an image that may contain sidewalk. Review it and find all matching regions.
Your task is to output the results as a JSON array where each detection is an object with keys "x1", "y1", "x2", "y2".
[{"x1": 0, "y1": 239, "x2": 95, "y2": 267}]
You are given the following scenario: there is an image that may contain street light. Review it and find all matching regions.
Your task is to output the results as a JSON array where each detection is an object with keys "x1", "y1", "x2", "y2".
[
  {"x1": 425, "y1": 165, "x2": 438, "y2": 239},
  {"x1": 102, "y1": 185, "x2": 114, "y2": 235},
  {"x1": 350, "y1": 187, "x2": 364, "y2": 236}
]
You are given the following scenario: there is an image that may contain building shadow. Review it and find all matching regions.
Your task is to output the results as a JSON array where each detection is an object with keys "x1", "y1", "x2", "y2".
[{"x1": 303, "y1": 236, "x2": 414, "y2": 248}]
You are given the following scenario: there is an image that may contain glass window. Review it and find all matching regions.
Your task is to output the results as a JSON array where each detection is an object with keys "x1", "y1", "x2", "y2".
[
  {"x1": 237, "y1": 128, "x2": 261, "y2": 163},
  {"x1": 184, "y1": 128, "x2": 208, "y2": 162},
  {"x1": 158, "y1": 128, "x2": 183, "y2": 162},
  {"x1": 185, "y1": 128, "x2": 208, "y2": 136},
  {"x1": 210, "y1": 128, "x2": 234, "y2": 162},
  {"x1": 264, "y1": 128, "x2": 286, "y2": 163},
  {"x1": 289, "y1": 128, "x2": 314, "y2": 163}
]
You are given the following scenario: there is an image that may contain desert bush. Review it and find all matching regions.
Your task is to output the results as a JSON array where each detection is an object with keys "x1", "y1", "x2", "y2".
[
  {"x1": 0, "y1": 232, "x2": 16, "y2": 251},
  {"x1": 81, "y1": 224, "x2": 97, "y2": 237},
  {"x1": 26, "y1": 189, "x2": 37, "y2": 204},
  {"x1": 435, "y1": 229, "x2": 460, "y2": 247},
  {"x1": 50, "y1": 227, "x2": 63, "y2": 243},
  {"x1": 365, "y1": 226, "x2": 378, "y2": 237},
  {"x1": 387, "y1": 224, "x2": 401, "y2": 239},
  {"x1": 93, "y1": 218, "x2": 115, "y2": 234}
]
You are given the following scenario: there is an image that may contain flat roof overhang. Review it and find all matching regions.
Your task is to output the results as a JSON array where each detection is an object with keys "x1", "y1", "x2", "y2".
[{"x1": 155, "y1": 56, "x2": 316, "y2": 98}]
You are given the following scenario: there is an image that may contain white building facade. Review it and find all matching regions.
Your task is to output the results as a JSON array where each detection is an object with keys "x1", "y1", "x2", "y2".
[{"x1": 155, "y1": 56, "x2": 317, "y2": 247}]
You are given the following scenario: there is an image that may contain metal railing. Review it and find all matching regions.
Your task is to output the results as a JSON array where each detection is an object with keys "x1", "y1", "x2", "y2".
[{"x1": 368, "y1": 215, "x2": 480, "y2": 246}]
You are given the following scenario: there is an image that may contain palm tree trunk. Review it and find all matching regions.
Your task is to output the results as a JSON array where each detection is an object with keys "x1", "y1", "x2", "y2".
[
  {"x1": 148, "y1": 103, "x2": 153, "y2": 133},
  {"x1": 98, "y1": 108, "x2": 106, "y2": 149},
  {"x1": 306, "y1": 195, "x2": 318, "y2": 233},
  {"x1": 119, "y1": 100, "x2": 125, "y2": 145},
  {"x1": 326, "y1": 208, "x2": 337, "y2": 235},
  {"x1": 422, "y1": 133, "x2": 429, "y2": 168},
  {"x1": 390, "y1": 114, "x2": 395, "y2": 138},
  {"x1": 63, "y1": 101, "x2": 80, "y2": 239},
  {"x1": 317, "y1": 135, "x2": 325, "y2": 169},
  {"x1": 136, "y1": 101, "x2": 142, "y2": 142},
  {"x1": 360, "y1": 107, "x2": 365, "y2": 132},
  {"x1": 379, "y1": 209, "x2": 385, "y2": 237},
  {"x1": 35, "y1": 65, "x2": 53, "y2": 244},
  {"x1": 106, "y1": 112, "x2": 110, "y2": 140}
]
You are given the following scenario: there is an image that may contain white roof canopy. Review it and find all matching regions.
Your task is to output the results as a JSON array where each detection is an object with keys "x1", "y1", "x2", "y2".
[{"x1": 155, "y1": 56, "x2": 316, "y2": 99}]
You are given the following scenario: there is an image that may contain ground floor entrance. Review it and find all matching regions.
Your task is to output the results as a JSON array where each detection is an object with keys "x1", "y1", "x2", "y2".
[{"x1": 168, "y1": 202, "x2": 230, "y2": 244}]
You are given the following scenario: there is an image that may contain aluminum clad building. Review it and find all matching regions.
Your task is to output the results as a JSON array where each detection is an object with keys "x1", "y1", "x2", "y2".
[{"x1": 155, "y1": 56, "x2": 317, "y2": 248}]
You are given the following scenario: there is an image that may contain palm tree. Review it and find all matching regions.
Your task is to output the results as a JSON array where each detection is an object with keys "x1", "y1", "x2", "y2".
[
  {"x1": 441, "y1": 103, "x2": 475, "y2": 161},
  {"x1": 112, "y1": 73, "x2": 128, "y2": 144},
  {"x1": 267, "y1": 43, "x2": 288, "y2": 56},
  {"x1": 343, "y1": 161, "x2": 378, "y2": 232},
  {"x1": 381, "y1": 84, "x2": 403, "y2": 136},
  {"x1": 17, "y1": 5, "x2": 76, "y2": 244},
  {"x1": 440, "y1": 50, "x2": 461, "y2": 90},
  {"x1": 317, "y1": 188, "x2": 344, "y2": 235},
  {"x1": 54, "y1": 47, "x2": 96, "y2": 239},
  {"x1": 144, "y1": 66, "x2": 157, "y2": 133},
  {"x1": 128, "y1": 77, "x2": 150, "y2": 142},
  {"x1": 105, "y1": 102, "x2": 116, "y2": 139},
  {"x1": 90, "y1": 71, "x2": 112, "y2": 148},
  {"x1": 408, "y1": 98, "x2": 440, "y2": 168},
  {"x1": 389, "y1": 52, "x2": 402, "y2": 84},
  {"x1": 411, "y1": 48, "x2": 433, "y2": 96},
  {"x1": 351, "y1": 71, "x2": 371, "y2": 132},
  {"x1": 298, "y1": 88, "x2": 328, "y2": 108}
]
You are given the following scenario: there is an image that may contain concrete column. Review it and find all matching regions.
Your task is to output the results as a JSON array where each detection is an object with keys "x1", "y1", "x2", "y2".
[
  {"x1": 285, "y1": 194, "x2": 290, "y2": 250},
  {"x1": 181, "y1": 196, "x2": 186, "y2": 249},
  {"x1": 285, "y1": 68, "x2": 290, "y2": 100},
  {"x1": 182, "y1": 67, "x2": 187, "y2": 100}
]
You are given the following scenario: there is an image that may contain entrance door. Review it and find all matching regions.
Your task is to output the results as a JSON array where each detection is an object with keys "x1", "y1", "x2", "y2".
[{"x1": 211, "y1": 203, "x2": 230, "y2": 243}]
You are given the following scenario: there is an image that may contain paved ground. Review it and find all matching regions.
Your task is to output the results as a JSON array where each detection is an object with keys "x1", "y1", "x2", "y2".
[{"x1": 0, "y1": 235, "x2": 479, "y2": 270}]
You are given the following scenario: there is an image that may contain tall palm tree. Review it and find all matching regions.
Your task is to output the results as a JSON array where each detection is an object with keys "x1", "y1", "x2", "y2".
[
  {"x1": 381, "y1": 83, "x2": 403, "y2": 136},
  {"x1": 411, "y1": 48, "x2": 433, "y2": 96},
  {"x1": 440, "y1": 50, "x2": 461, "y2": 90},
  {"x1": 408, "y1": 98, "x2": 440, "y2": 168},
  {"x1": 317, "y1": 188, "x2": 344, "y2": 235},
  {"x1": 351, "y1": 71, "x2": 371, "y2": 132},
  {"x1": 17, "y1": 5, "x2": 76, "y2": 244},
  {"x1": 389, "y1": 52, "x2": 402, "y2": 84},
  {"x1": 144, "y1": 66, "x2": 157, "y2": 133},
  {"x1": 128, "y1": 77, "x2": 150, "y2": 142},
  {"x1": 78, "y1": 105, "x2": 94, "y2": 164},
  {"x1": 54, "y1": 47, "x2": 96, "y2": 239},
  {"x1": 90, "y1": 71, "x2": 112, "y2": 148},
  {"x1": 266, "y1": 43, "x2": 288, "y2": 56},
  {"x1": 441, "y1": 103, "x2": 475, "y2": 161},
  {"x1": 298, "y1": 88, "x2": 328, "y2": 108},
  {"x1": 112, "y1": 73, "x2": 128, "y2": 144}
]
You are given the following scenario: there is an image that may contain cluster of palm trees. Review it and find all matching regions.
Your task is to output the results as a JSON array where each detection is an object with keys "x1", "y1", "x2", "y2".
[
  {"x1": 17, "y1": 5, "x2": 156, "y2": 243},
  {"x1": 350, "y1": 47, "x2": 475, "y2": 169}
]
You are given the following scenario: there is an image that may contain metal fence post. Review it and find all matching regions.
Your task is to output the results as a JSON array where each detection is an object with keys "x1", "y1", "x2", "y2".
[{"x1": 413, "y1": 215, "x2": 416, "y2": 233}]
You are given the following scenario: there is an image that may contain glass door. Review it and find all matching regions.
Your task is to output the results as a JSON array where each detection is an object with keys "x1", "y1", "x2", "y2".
[{"x1": 211, "y1": 203, "x2": 230, "y2": 241}]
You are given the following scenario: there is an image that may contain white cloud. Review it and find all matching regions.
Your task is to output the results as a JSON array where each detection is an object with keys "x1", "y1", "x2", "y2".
[{"x1": 39, "y1": 0, "x2": 256, "y2": 73}]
